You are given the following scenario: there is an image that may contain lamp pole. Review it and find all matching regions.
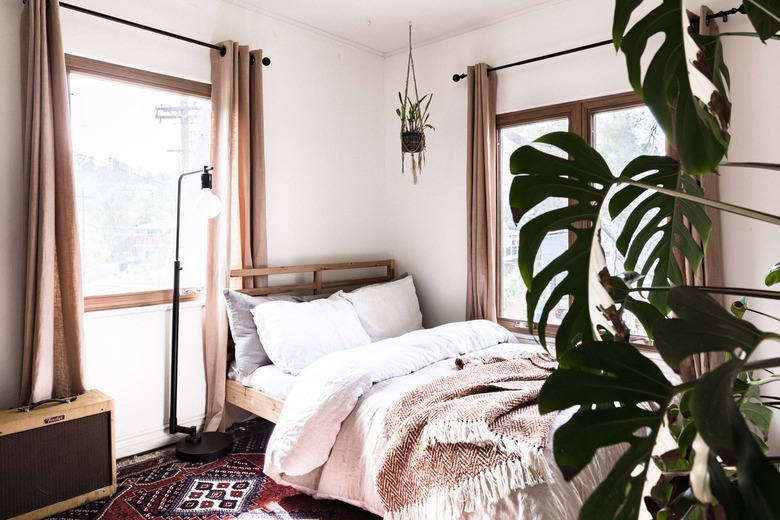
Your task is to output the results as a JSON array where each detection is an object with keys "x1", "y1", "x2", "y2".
[{"x1": 168, "y1": 165, "x2": 232, "y2": 462}]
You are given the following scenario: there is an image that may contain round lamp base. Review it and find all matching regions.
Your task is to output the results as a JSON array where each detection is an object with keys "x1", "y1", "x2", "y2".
[{"x1": 175, "y1": 431, "x2": 233, "y2": 463}]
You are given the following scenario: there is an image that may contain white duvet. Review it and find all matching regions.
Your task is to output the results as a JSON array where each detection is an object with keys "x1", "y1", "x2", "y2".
[{"x1": 263, "y1": 320, "x2": 622, "y2": 519}]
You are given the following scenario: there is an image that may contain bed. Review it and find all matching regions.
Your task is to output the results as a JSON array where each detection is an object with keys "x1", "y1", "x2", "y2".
[
  {"x1": 223, "y1": 260, "x2": 623, "y2": 519},
  {"x1": 224, "y1": 260, "x2": 398, "y2": 423}
]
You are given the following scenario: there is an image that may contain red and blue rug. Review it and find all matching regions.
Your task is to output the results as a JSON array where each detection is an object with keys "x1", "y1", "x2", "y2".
[{"x1": 46, "y1": 421, "x2": 380, "y2": 520}]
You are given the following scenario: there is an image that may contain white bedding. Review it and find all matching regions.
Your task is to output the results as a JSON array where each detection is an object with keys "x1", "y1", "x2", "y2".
[{"x1": 261, "y1": 320, "x2": 624, "y2": 519}]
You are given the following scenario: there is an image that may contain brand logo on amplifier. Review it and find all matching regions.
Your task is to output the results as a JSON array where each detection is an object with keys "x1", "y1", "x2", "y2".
[{"x1": 44, "y1": 414, "x2": 65, "y2": 424}]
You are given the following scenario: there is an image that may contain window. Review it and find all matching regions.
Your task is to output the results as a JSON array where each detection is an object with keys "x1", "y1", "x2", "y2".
[
  {"x1": 66, "y1": 56, "x2": 212, "y2": 311},
  {"x1": 497, "y1": 93, "x2": 665, "y2": 336}
]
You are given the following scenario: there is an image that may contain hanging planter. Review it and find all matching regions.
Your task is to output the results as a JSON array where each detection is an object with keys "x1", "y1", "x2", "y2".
[
  {"x1": 401, "y1": 130, "x2": 425, "y2": 153},
  {"x1": 396, "y1": 23, "x2": 434, "y2": 184}
]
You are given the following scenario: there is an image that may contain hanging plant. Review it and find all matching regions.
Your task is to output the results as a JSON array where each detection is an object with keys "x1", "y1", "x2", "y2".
[
  {"x1": 398, "y1": 92, "x2": 433, "y2": 149},
  {"x1": 397, "y1": 23, "x2": 434, "y2": 184}
]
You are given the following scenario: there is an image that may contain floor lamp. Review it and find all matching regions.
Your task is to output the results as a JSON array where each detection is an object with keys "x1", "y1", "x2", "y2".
[{"x1": 169, "y1": 165, "x2": 233, "y2": 462}]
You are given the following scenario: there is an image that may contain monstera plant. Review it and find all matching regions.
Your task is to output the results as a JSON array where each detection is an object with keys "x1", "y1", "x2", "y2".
[{"x1": 509, "y1": 1, "x2": 780, "y2": 518}]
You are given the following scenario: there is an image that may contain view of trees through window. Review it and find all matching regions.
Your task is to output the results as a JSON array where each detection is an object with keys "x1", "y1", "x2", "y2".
[
  {"x1": 499, "y1": 117, "x2": 569, "y2": 324},
  {"x1": 593, "y1": 105, "x2": 665, "y2": 316},
  {"x1": 498, "y1": 94, "x2": 664, "y2": 337},
  {"x1": 68, "y1": 65, "x2": 211, "y2": 303}
]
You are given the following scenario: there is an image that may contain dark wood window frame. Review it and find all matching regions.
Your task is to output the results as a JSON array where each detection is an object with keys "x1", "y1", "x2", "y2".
[{"x1": 496, "y1": 91, "x2": 647, "y2": 336}]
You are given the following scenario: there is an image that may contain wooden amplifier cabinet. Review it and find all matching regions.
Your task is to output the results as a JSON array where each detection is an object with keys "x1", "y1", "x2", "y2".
[{"x1": 0, "y1": 389, "x2": 116, "y2": 519}]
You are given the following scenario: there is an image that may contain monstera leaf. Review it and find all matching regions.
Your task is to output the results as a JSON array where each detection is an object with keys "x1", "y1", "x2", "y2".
[
  {"x1": 613, "y1": 0, "x2": 731, "y2": 174},
  {"x1": 509, "y1": 133, "x2": 709, "y2": 351},
  {"x1": 608, "y1": 157, "x2": 711, "y2": 314},
  {"x1": 653, "y1": 287, "x2": 780, "y2": 518},
  {"x1": 613, "y1": 0, "x2": 780, "y2": 173},
  {"x1": 509, "y1": 132, "x2": 620, "y2": 353},
  {"x1": 743, "y1": 0, "x2": 780, "y2": 41},
  {"x1": 540, "y1": 287, "x2": 780, "y2": 518},
  {"x1": 538, "y1": 341, "x2": 676, "y2": 519}
]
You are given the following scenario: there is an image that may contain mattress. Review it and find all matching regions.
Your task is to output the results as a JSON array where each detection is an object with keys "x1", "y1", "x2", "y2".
[{"x1": 228, "y1": 360, "x2": 296, "y2": 401}]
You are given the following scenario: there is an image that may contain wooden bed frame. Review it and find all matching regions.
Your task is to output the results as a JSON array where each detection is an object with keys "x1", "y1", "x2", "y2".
[{"x1": 225, "y1": 259, "x2": 396, "y2": 423}]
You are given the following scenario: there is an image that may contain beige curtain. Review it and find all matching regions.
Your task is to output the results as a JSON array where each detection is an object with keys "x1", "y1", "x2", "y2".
[
  {"x1": 19, "y1": 0, "x2": 86, "y2": 405},
  {"x1": 679, "y1": 5, "x2": 726, "y2": 381},
  {"x1": 466, "y1": 64, "x2": 498, "y2": 321},
  {"x1": 204, "y1": 43, "x2": 267, "y2": 431}
]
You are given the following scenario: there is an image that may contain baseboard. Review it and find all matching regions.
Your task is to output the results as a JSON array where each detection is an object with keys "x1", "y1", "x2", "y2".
[{"x1": 115, "y1": 413, "x2": 205, "y2": 459}]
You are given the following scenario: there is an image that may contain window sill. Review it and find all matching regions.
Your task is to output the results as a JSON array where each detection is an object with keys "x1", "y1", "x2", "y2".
[
  {"x1": 497, "y1": 317, "x2": 655, "y2": 353},
  {"x1": 85, "y1": 289, "x2": 202, "y2": 312}
]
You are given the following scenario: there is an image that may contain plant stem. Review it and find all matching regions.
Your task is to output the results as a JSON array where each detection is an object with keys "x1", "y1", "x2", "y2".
[
  {"x1": 618, "y1": 179, "x2": 780, "y2": 226},
  {"x1": 746, "y1": 308, "x2": 780, "y2": 322},
  {"x1": 748, "y1": 376, "x2": 780, "y2": 387},
  {"x1": 627, "y1": 285, "x2": 780, "y2": 301},
  {"x1": 673, "y1": 380, "x2": 697, "y2": 394},
  {"x1": 720, "y1": 161, "x2": 780, "y2": 171},
  {"x1": 743, "y1": 358, "x2": 780, "y2": 372},
  {"x1": 716, "y1": 32, "x2": 780, "y2": 41}
]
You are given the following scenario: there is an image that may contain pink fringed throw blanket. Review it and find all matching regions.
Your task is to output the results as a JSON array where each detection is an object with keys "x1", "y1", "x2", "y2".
[{"x1": 376, "y1": 353, "x2": 558, "y2": 520}]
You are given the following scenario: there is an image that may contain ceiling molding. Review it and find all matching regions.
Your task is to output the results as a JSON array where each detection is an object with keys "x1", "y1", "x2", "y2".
[
  {"x1": 220, "y1": 0, "x2": 386, "y2": 57},
  {"x1": 220, "y1": 0, "x2": 577, "y2": 58}
]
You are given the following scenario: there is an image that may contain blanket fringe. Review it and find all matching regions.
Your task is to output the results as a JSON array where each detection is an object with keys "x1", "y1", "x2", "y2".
[
  {"x1": 384, "y1": 456, "x2": 554, "y2": 520},
  {"x1": 423, "y1": 419, "x2": 550, "y2": 462},
  {"x1": 423, "y1": 419, "x2": 497, "y2": 448}
]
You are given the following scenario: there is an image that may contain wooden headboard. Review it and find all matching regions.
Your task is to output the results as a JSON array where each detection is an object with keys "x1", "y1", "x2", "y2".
[
  {"x1": 225, "y1": 259, "x2": 395, "y2": 423},
  {"x1": 229, "y1": 259, "x2": 395, "y2": 297}
]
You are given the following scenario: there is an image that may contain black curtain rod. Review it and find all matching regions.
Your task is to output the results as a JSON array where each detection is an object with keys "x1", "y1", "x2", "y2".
[
  {"x1": 452, "y1": 4, "x2": 745, "y2": 82},
  {"x1": 452, "y1": 39, "x2": 611, "y2": 82},
  {"x1": 705, "y1": 4, "x2": 746, "y2": 23},
  {"x1": 27, "y1": 1, "x2": 271, "y2": 66}
]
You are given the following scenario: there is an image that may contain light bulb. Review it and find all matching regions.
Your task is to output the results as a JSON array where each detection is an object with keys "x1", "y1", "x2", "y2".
[{"x1": 196, "y1": 188, "x2": 221, "y2": 219}]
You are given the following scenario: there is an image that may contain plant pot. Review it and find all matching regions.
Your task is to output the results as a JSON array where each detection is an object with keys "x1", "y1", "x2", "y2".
[{"x1": 401, "y1": 131, "x2": 425, "y2": 153}]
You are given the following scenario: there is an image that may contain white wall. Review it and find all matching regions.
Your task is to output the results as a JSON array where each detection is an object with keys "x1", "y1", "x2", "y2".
[
  {"x1": 718, "y1": 12, "x2": 780, "y2": 453},
  {"x1": 1, "y1": 0, "x2": 385, "y2": 457},
  {"x1": 83, "y1": 302, "x2": 207, "y2": 455},
  {"x1": 382, "y1": 0, "x2": 633, "y2": 327}
]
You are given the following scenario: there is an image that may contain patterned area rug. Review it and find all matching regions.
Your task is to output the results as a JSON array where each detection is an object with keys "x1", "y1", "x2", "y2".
[{"x1": 46, "y1": 420, "x2": 380, "y2": 520}]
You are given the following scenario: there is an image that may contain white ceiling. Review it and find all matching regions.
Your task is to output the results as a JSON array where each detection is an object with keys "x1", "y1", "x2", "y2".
[{"x1": 229, "y1": 0, "x2": 566, "y2": 56}]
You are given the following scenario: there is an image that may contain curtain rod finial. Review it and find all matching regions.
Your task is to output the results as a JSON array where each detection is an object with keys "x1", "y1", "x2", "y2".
[{"x1": 249, "y1": 55, "x2": 271, "y2": 66}]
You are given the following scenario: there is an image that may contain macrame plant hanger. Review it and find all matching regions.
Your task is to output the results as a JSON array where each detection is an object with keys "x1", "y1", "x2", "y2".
[{"x1": 401, "y1": 22, "x2": 425, "y2": 184}]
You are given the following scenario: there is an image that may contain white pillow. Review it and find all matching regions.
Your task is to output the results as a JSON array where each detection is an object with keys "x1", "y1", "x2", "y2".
[
  {"x1": 250, "y1": 294, "x2": 371, "y2": 375},
  {"x1": 337, "y1": 275, "x2": 423, "y2": 342},
  {"x1": 223, "y1": 289, "x2": 303, "y2": 377}
]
